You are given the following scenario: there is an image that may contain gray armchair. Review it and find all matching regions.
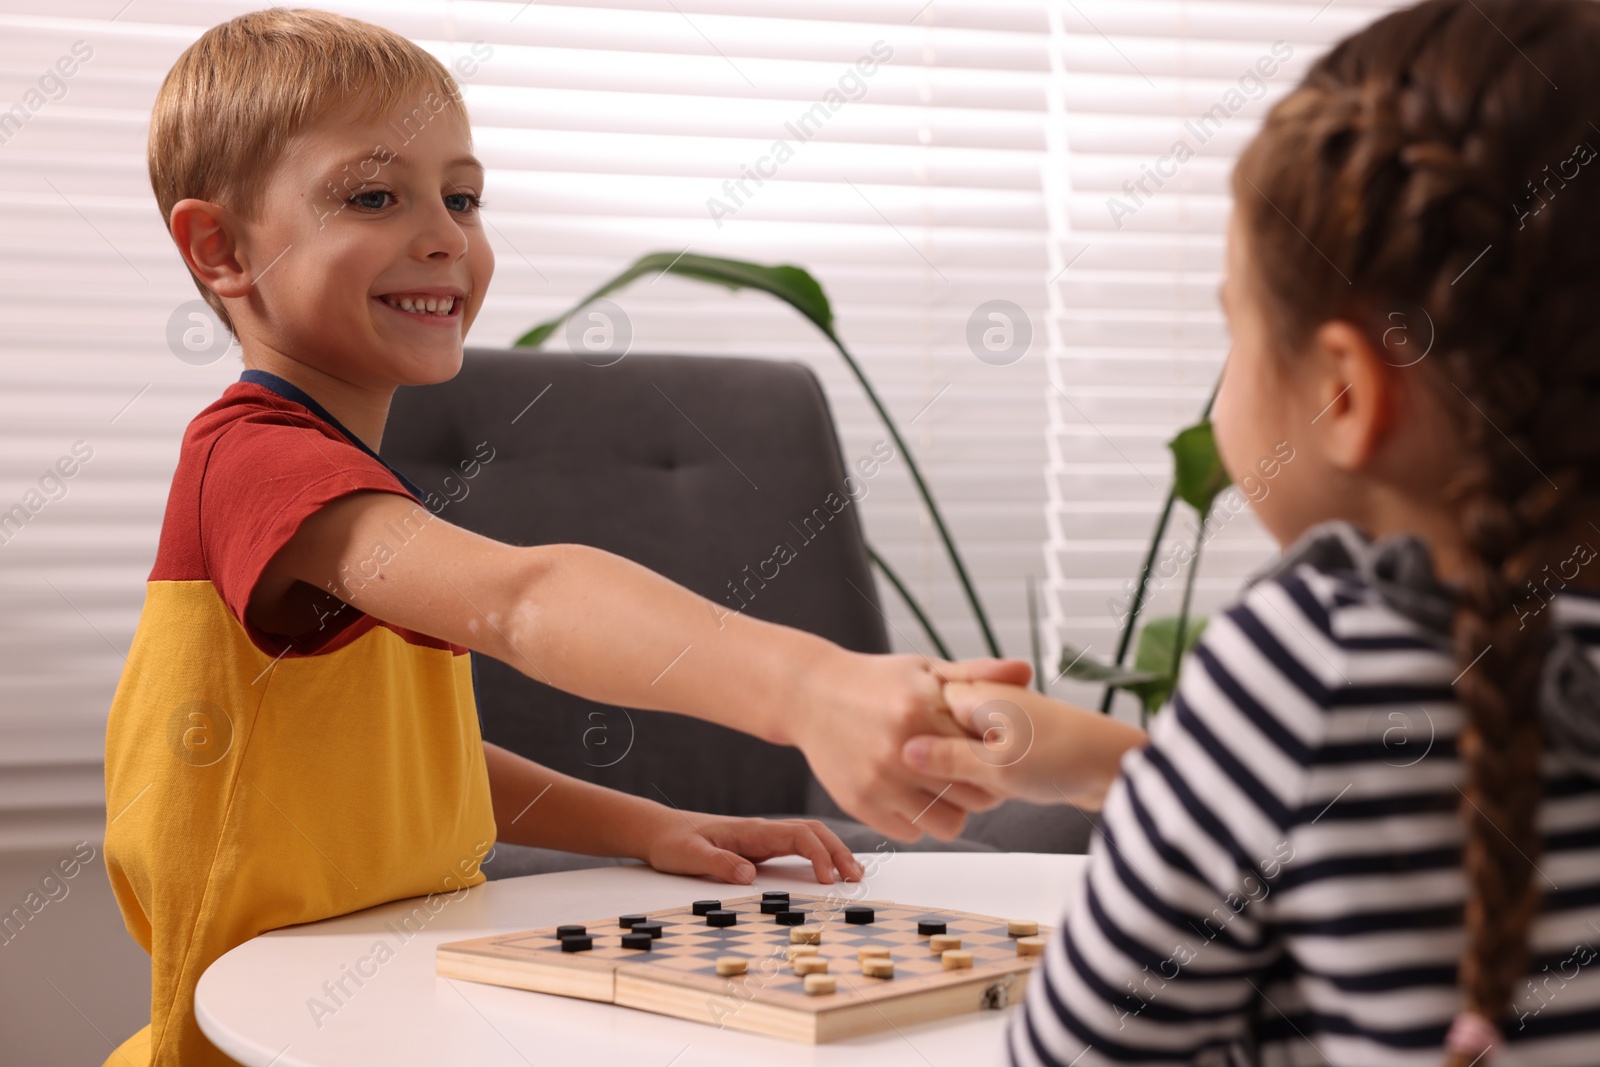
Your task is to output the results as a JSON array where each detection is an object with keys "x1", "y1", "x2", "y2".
[{"x1": 384, "y1": 348, "x2": 1091, "y2": 876}]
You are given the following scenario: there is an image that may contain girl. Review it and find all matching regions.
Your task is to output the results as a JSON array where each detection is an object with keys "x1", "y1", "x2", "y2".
[{"x1": 905, "y1": 1, "x2": 1600, "y2": 1062}]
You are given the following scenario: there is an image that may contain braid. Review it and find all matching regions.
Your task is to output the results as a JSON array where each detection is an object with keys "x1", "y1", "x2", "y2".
[
  {"x1": 1232, "y1": 1, "x2": 1600, "y2": 1060},
  {"x1": 1445, "y1": 478, "x2": 1554, "y2": 1063}
]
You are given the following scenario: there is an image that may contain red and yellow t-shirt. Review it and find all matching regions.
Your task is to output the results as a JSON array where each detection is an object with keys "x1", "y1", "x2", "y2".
[{"x1": 103, "y1": 370, "x2": 497, "y2": 1066}]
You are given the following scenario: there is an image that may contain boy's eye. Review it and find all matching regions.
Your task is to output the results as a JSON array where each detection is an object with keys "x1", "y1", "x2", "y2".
[
  {"x1": 345, "y1": 190, "x2": 484, "y2": 214},
  {"x1": 349, "y1": 189, "x2": 393, "y2": 211}
]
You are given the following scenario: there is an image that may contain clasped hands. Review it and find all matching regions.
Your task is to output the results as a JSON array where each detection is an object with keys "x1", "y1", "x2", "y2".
[{"x1": 787, "y1": 650, "x2": 1149, "y2": 844}]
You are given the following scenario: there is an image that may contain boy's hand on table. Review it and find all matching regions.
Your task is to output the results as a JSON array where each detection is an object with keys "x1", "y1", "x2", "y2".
[
  {"x1": 899, "y1": 682, "x2": 1148, "y2": 811},
  {"x1": 786, "y1": 652, "x2": 1033, "y2": 844},
  {"x1": 641, "y1": 812, "x2": 864, "y2": 885}
]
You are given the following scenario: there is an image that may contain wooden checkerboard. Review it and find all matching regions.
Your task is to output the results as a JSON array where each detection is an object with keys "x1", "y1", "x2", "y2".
[{"x1": 435, "y1": 893, "x2": 1051, "y2": 1043}]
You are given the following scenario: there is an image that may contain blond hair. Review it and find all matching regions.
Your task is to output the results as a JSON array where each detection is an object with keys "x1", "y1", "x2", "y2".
[{"x1": 148, "y1": 7, "x2": 470, "y2": 334}]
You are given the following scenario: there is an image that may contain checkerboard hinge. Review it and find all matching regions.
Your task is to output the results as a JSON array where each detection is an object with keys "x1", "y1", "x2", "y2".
[{"x1": 981, "y1": 974, "x2": 1017, "y2": 1010}]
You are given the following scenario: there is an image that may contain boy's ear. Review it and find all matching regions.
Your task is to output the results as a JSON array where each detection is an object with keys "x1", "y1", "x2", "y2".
[
  {"x1": 1305, "y1": 319, "x2": 1396, "y2": 472},
  {"x1": 169, "y1": 198, "x2": 253, "y2": 300}
]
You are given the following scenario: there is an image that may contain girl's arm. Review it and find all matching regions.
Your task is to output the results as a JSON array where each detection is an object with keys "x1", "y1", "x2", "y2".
[
  {"x1": 982, "y1": 583, "x2": 1326, "y2": 1065},
  {"x1": 254, "y1": 490, "x2": 1031, "y2": 842}
]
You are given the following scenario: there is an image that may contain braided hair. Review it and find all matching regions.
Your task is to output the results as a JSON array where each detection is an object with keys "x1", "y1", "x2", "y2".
[{"x1": 1231, "y1": 1, "x2": 1600, "y2": 1061}]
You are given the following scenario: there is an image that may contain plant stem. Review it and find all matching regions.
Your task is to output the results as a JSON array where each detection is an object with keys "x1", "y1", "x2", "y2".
[
  {"x1": 825, "y1": 332, "x2": 1001, "y2": 658},
  {"x1": 867, "y1": 544, "x2": 953, "y2": 660},
  {"x1": 1099, "y1": 383, "x2": 1219, "y2": 714},
  {"x1": 1027, "y1": 576, "x2": 1046, "y2": 694},
  {"x1": 1102, "y1": 490, "x2": 1177, "y2": 714},
  {"x1": 1168, "y1": 517, "x2": 1206, "y2": 704}
]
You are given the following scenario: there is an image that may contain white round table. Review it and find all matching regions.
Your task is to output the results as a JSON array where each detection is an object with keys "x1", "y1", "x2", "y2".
[{"x1": 197, "y1": 851, "x2": 1088, "y2": 1067}]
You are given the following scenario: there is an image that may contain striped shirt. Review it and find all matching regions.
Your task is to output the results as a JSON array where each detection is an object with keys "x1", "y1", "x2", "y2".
[{"x1": 1012, "y1": 549, "x2": 1600, "y2": 1066}]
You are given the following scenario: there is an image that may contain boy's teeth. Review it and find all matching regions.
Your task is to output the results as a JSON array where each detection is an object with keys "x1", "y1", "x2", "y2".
[{"x1": 381, "y1": 294, "x2": 456, "y2": 315}]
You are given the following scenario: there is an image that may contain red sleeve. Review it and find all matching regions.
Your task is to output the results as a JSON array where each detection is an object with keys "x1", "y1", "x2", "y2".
[{"x1": 199, "y1": 410, "x2": 417, "y2": 642}]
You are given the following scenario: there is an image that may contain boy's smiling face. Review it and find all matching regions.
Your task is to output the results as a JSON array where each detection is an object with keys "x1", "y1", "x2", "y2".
[{"x1": 193, "y1": 93, "x2": 493, "y2": 393}]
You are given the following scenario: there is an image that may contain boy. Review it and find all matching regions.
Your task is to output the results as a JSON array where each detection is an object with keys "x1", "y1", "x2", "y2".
[{"x1": 104, "y1": 9, "x2": 1028, "y2": 1065}]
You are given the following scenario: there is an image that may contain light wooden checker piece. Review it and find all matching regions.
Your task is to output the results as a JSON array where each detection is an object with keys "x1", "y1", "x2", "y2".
[{"x1": 436, "y1": 893, "x2": 1053, "y2": 1043}]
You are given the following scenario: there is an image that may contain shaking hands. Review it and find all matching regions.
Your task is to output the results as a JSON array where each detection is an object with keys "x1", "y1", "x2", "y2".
[{"x1": 901, "y1": 681, "x2": 1149, "y2": 813}]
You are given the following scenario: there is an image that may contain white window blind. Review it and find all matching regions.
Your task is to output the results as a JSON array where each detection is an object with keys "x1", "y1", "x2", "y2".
[
  {"x1": 1040, "y1": 0, "x2": 1409, "y2": 715},
  {"x1": 0, "y1": 0, "x2": 1410, "y2": 848},
  {"x1": 0, "y1": 0, "x2": 1059, "y2": 851}
]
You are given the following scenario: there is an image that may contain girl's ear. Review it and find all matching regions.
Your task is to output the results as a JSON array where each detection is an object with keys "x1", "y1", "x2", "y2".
[{"x1": 1305, "y1": 319, "x2": 1396, "y2": 472}]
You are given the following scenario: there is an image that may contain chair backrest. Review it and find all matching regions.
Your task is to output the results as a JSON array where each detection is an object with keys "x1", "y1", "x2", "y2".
[{"x1": 384, "y1": 348, "x2": 891, "y2": 816}]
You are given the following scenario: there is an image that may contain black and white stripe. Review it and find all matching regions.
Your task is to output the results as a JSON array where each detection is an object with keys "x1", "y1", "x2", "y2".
[{"x1": 1012, "y1": 564, "x2": 1600, "y2": 1066}]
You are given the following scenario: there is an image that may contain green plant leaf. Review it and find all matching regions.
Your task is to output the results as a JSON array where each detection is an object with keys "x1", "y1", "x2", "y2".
[
  {"x1": 1168, "y1": 420, "x2": 1231, "y2": 517},
  {"x1": 1126, "y1": 615, "x2": 1209, "y2": 713},
  {"x1": 1056, "y1": 644, "x2": 1163, "y2": 688},
  {"x1": 515, "y1": 253, "x2": 835, "y2": 348}
]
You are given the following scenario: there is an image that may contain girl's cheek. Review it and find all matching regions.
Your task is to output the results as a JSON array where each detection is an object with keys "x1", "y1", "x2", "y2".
[{"x1": 1211, "y1": 353, "x2": 1248, "y2": 484}]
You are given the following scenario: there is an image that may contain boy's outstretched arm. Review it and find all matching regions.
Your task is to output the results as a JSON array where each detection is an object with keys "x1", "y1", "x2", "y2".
[
  {"x1": 254, "y1": 491, "x2": 1032, "y2": 842},
  {"x1": 901, "y1": 682, "x2": 1148, "y2": 811},
  {"x1": 482, "y1": 742, "x2": 862, "y2": 884}
]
